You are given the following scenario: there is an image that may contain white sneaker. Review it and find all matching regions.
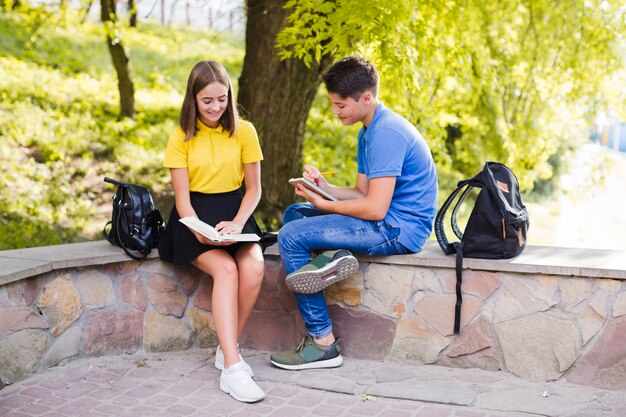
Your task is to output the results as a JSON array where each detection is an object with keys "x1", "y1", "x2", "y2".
[
  {"x1": 219, "y1": 361, "x2": 265, "y2": 403},
  {"x1": 215, "y1": 345, "x2": 254, "y2": 377}
]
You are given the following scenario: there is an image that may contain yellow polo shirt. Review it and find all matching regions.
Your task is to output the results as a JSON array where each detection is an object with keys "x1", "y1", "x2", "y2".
[{"x1": 163, "y1": 119, "x2": 263, "y2": 193}]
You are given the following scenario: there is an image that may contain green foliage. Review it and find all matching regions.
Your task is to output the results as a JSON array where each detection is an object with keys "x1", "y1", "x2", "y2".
[
  {"x1": 0, "y1": 7, "x2": 244, "y2": 249},
  {"x1": 278, "y1": 0, "x2": 626, "y2": 195}
]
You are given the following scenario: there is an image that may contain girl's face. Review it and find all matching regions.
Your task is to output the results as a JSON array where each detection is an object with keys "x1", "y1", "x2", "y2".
[{"x1": 196, "y1": 81, "x2": 229, "y2": 128}]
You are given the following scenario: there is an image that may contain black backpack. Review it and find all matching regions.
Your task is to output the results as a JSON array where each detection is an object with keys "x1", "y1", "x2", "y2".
[
  {"x1": 103, "y1": 177, "x2": 165, "y2": 260},
  {"x1": 434, "y1": 162, "x2": 530, "y2": 334}
]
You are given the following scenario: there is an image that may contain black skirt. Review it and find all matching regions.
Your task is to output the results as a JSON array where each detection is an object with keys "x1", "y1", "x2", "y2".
[{"x1": 158, "y1": 189, "x2": 263, "y2": 265}]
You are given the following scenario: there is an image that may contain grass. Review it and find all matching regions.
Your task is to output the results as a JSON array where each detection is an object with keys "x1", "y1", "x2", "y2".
[
  {"x1": 0, "y1": 8, "x2": 244, "y2": 249},
  {"x1": 2, "y1": 7, "x2": 623, "y2": 251}
]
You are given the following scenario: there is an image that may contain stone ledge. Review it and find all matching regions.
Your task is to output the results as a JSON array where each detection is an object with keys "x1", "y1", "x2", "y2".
[
  {"x1": 1, "y1": 240, "x2": 625, "y2": 287},
  {"x1": 1, "y1": 240, "x2": 626, "y2": 390}
]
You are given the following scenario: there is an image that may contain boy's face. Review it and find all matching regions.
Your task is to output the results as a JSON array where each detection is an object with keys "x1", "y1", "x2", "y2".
[{"x1": 327, "y1": 92, "x2": 372, "y2": 126}]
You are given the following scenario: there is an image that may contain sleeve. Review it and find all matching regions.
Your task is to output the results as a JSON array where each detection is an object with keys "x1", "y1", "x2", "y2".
[
  {"x1": 367, "y1": 127, "x2": 407, "y2": 178},
  {"x1": 163, "y1": 129, "x2": 189, "y2": 168},
  {"x1": 239, "y1": 121, "x2": 264, "y2": 164}
]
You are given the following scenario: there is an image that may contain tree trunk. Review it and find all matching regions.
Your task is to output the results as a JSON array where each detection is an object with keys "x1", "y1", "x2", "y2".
[
  {"x1": 238, "y1": 0, "x2": 333, "y2": 228},
  {"x1": 129, "y1": 0, "x2": 137, "y2": 27},
  {"x1": 100, "y1": 0, "x2": 135, "y2": 119}
]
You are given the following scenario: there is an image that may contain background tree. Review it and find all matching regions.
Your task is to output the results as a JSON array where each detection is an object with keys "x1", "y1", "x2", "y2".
[
  {"x1": 240, "y1": 0, "x2": 625, "y2": 227},
  {"x1": 100, "y1": 0, "x2": 135, "y2": 119},
  {"x1": 129, "y1": 0, "x2": 137, "y2": 27},
  {"x1": 237, "y1": 0, "x2": 333, "y2": 226}
]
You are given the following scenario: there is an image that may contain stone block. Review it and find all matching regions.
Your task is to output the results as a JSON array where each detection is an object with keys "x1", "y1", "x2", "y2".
[
  {"x1": 39, "y1": 326, "x2": 81, "y2": 368},
  {"x1": 101, "y1": 260, "x2": 140, "y2": 276},
  {"x1": 441, "y1": 319, "x2": 502, "y2": 371},
  {"x1": 413, "y1": 293, "x2": 481, "y2": 336},
  {"x1": 588, "y1": 290, "x2": 607, "y2": 319},
  {"x1": 37, "y1": 274, "x2": 84, "y2": 336},
  {"x1": 325, "y1": 270, "x2": 363, "y2": 306},
  {"x1": 187, "y1": 307, "x2": 216, "y2": 347},
  {"x1": 413, "y1": 268, "x2": 443, "y2": 292},
  {"x1": 0, "y1": 329, "x2": 48, "y2": 384},
  {"x1": 278, "y1": 283, "x2": 298, "y2": 313},
  {"x1": 595, "y1": 278, "x2": 622, "y2": 295},
  {"x1": 174, "y1": 265, "x2": 202, "y2": 295},
  {"x1": 560, "y1": 277, "x2": 593, "y2": 310},
  {"x1": 496, "y1": 310, "x2": 581, "y2": 381},
  {"x1": 120, "y1": 272, "x2": 147, "y2": 311},
  {"x1": 537, "y1": 275, "x2": 559, "y2": 299},
  {"x1": 254, "y1": 259, "x2": 281, "y2": 311},
  {"x1": 566, "y1": 316, "x2": 626, "y2": 390},
  {"x1": 0, "y1": 304, "x2": 48, "y2": 337},
  {"x1": 193, "y1": 277, "x2": 213, "y2": 311},
  {"x1": 612, "y1": 290, "x2": 626, "y2": 318},
  {"x1": 576, "y1": 305, "x2": 604, "y2": 345},
  {"x1": 242, "y1": 311, "x2": 303, "y2": 351},
  {"x1": 491, "y1": 277, "x2": 554, "y2": 323},
  {"x1": 389, "y1": 316, "x2": 448, "y2": 364},
  {"x1": 329, "y1": 305, "x2": 397, "y2": 360},
  {"x1": 147, "y1": 274, "x2": 188, "y2": 317},
  {"x1": 76, "y1": 270, "x2": 115, "y2": 309},
  {"x1": 461, "y1": 270, "x2": 502, "y2": 300},
  {"x1": 144, "y1": 310, "x2": 191, "y2": 352},
  {"x1": 363, "y1": 263, "x2": 415, "y2": 318},
  {"x1": 136, "y1": 259, "x2": 174, "y2": 275},
  {"x1": 19, "y1": 274, "x2": 48, "y2": 305},
  {"x1": 84, "y1": 309, "x2": 143, "y2": 355}
]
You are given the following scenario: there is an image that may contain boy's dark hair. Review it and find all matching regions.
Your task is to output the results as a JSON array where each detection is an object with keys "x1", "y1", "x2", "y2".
[
  {"x1": 323, "y1": 56, "x2": 379, "y2": 101},
  {"x1": 180, "y1": 60, "x2": 238, "y2": 141}
]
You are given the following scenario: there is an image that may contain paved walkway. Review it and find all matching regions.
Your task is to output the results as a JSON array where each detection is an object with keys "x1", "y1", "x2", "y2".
[{"x1": 0, "y1": 348, "x2": 624, "y2": 417}]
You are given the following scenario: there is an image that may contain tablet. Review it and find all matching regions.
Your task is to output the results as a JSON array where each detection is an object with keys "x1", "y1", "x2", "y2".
[{"x1": 288, "y1": 177, "x2": 338, "y2": 201}]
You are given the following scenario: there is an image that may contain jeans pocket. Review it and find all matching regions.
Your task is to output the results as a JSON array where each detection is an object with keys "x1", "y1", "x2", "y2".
[{"x1": 365, "y1": 223, "x2": 408, "y2": 256}]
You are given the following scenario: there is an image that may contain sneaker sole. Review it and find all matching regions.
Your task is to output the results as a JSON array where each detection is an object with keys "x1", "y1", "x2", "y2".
[
  {"x1": 286, "y1": 255, "x2": 359, "y2": 294},
  {"x1": 270, "y1": 354, "x2": 343, "y2": 370},
  {"x1": 219, "y1": 381, "x2": 265, "y2": 402}
]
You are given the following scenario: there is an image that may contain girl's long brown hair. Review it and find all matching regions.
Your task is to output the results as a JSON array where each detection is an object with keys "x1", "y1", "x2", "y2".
[{"x1": 180, "y1": 61, "x2": 238, "y2": 141}]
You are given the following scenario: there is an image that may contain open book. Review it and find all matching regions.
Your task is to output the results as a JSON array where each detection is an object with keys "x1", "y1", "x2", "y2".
[
  {"x1": 288, "y1": 177, "x2": 338, "y2": 201},
  {"x1": 179, "y1": 217, "x2": 260, "y2": 242}
]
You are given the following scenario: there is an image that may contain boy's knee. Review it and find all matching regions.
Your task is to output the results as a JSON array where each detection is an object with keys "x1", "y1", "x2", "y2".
[{"x1": 282, "y1": 203, "x2": 302, "y2": 224}]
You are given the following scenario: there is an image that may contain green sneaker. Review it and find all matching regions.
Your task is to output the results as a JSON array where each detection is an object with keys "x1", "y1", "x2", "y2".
[
  {"x1": 270, "y1": 336, "x2": 343, "y2": 370},
  {"x1": 285, "y1": 249, "x2": 358, "y2": 294}
]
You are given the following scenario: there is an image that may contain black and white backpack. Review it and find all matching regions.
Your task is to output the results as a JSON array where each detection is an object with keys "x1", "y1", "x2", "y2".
[{"x1": 434, "y1": 162, "x2": 530, "y2": 334}]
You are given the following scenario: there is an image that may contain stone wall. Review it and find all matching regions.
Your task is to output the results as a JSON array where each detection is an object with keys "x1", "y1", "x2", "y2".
[{"x1": 0, "y1": 241, "x2": 625, "y2": 391}]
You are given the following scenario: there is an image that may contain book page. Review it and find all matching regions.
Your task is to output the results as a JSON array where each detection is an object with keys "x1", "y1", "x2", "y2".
[
  {"x1": 179, "y1": 217, "x2": 260, "y2": 242},
  {"x1": 288, "y1": 177, "x2": 338, "y2": 201}
]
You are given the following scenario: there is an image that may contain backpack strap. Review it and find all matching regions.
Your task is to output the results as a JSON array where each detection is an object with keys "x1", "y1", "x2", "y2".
[
  {"x1": 450, "y1": 184, "x2": 473, "y2": 240},
  {"x1": 453, "y1": 242, "x2": 464, "y2": 334},
  {"x1": 434, "y1": 178, "x2": 483, "y2": 255},
  {"x1": 434, "y1": 184, "x2": 467, "y2": 255}
]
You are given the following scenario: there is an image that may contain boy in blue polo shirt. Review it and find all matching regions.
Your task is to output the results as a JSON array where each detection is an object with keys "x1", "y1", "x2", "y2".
[{"x1": 271, "y1": 56, "x2": 438, "y2": 370}]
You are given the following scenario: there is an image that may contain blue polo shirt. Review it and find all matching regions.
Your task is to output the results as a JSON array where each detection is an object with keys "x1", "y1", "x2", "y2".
[{"x1": 357, "y1": 103, "x2": 438, "y2": 252}]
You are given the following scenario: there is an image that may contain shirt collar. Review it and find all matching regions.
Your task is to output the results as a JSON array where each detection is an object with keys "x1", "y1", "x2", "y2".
[
  {"x1": 197, "y1": 119, "x2": 224, "y2": 134},
  {"x1": 362, "y1": 102, "x2": 386, "y2": 140}
]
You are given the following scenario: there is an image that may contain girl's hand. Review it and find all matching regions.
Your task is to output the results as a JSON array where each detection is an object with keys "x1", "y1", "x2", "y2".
[{"x1": 215, "y1": 220, "x2": 244, "y2": 235}]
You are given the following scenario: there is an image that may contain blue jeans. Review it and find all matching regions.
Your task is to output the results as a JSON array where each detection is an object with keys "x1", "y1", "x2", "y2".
[{"x1": 278, "y1": 203, "x2": 410, "y2": 339}]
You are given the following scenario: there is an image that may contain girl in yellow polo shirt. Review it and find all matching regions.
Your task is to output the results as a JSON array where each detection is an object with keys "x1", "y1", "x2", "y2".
[{"x1": 158, "y1": 61, "x2": 265, "y2": 403}]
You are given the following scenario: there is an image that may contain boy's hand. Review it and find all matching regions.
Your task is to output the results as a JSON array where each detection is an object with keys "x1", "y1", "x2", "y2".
[
  {"x1": 303, "y1": 165, "x2": 329, "y2": 188},
  {"x1": 295, "y1": 183, "x2": 327, "y2": 207}
]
